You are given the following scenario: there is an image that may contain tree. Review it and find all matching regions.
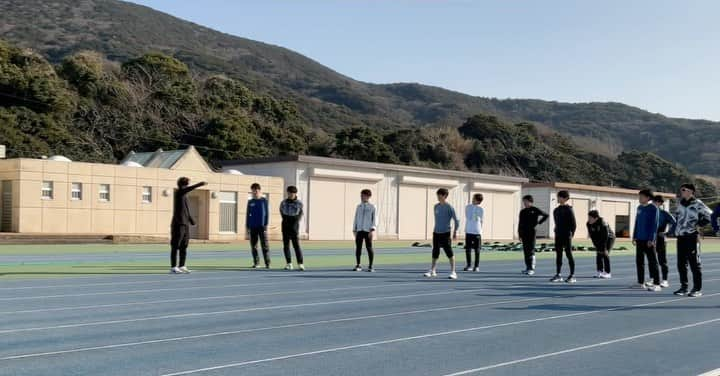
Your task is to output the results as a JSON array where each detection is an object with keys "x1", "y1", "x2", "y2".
[{"x1": 334, "y1": 127, "x2": 398, "y2": 163}]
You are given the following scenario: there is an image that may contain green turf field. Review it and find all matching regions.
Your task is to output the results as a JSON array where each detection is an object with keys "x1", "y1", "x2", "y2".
[{"x1": 0, "y1": 239, "x2": 718, "y2": 279}]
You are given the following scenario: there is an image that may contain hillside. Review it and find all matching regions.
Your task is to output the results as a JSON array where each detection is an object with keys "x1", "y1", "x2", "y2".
[{"x1": 1, "y1": 0, "x2": 719, "y2": 176}]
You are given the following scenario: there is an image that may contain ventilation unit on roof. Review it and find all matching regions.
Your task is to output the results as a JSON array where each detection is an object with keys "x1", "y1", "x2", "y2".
[
  {"x1": 48, "y1": 155, "x2": 72, "y2": 162},
  {"x1": 121, "y1": 161, "x2": 144, "y2": 168},
  {"x1": 224, "y1": 169, "x2": 244, "y2": 175}
]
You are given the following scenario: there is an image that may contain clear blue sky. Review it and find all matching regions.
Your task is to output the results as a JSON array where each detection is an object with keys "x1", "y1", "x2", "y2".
[{"x1": 130, "y1": 0, "x2": 719, "y2": 121}]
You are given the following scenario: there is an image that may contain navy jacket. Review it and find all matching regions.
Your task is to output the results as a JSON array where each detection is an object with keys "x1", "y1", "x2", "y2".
[
  {"x1": 633, "y1": 204, "x2": 659, "y2": 241},
  {"x1": 246, "y1": 197, "x2": 269, "y2": 229}
]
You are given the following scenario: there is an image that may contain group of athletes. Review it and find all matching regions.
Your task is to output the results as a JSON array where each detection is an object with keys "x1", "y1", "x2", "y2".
[{"x1": 168, "y1": 177, "x2": 715, "y2": 298}]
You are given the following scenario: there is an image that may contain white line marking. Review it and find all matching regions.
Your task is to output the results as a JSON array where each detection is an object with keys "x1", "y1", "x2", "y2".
[
  {"x1": 156, "y1": 293, "x2": 720, "y2": 376},
  {"x1": 4, "y1": 275, "x2": 705, "y2": 361},
  {"x1": 0, "y1": 287, "x2": 507, "y2": 334},
  {"x1": 698, "y1": 368, "x2": 720, "y2": 376},
  {"x1": 442, "y1": 318, "x2": 720, "y2": 375}
]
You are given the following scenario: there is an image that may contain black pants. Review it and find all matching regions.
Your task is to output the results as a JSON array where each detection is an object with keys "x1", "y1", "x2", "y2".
[
  {"x1": 677, "y1": 234, "x2": 702, "y2": 291},
  {"x1": 520, "y1": 231, "x2": 536, "y2": 271},
  {"x1": 250, "y1": 227, "x2": 270, "y2": 266},
  {"x1": 656, "y1": 235, "x2": 669, "y2": 281},
  {"x1": 170, "y1": 224, "x2": 190, "y2": 268},
  {"x1": 355, "y1": 231, "x2": 374, "y2": 267},
  {"x1": 432, "y1": 232, "x2": 454, "y2": 259},
  {"x1": 465, "y1": 234, "x2": 481, "y2": 269},
  {"x1": 554, "y1": 235, "x2": 575, "y2": 276},
  {"x1": 636, "y1": 241, "x2": 660, "y2": 285},
  {"x1": 282, "y1": 229, "x2": 303, "y2": 264},
  {"x1": 594, "y1": 238, "x2": 613, "y2": 273}
]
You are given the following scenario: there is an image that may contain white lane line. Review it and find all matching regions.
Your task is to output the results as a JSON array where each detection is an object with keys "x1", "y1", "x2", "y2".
[
  {"x1": 698, "y1": 368, "x2": 720, "y2": 376},
  {"x1": 1, "y1": 274, "x2": 695, "y2": 360},
  {"x1": 442, "y1": 318, "x2": 720, "y2": 375},
  {"x1": 0, "y1": 276, "x2": 380, "y2": 301},
  {"x1": 156, "y1": 292, "x2": 720, "y2": 376},
  {"x1": 0, "y1": 287, "x2": 512, "y2": 334},
  {"x1": 0, "y1": 281, "x2": 423, "y2": 315}
]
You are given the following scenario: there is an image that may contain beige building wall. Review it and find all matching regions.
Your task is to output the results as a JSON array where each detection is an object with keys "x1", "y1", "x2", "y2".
[{"x1": 0, "y1": 149, "x2": 283, "y2": 240}]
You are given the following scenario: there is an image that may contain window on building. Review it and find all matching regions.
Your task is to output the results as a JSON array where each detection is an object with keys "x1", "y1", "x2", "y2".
[
  {"x1": 41, "y1": 181, "x2": 53, "y2": 200},
  {"x1": 71, "y1": 183, "x2": 83, "y2": 200},
  {"x1": 142, "y1": 186, "x2": 152, "y2": 203},
  {"x1": 219, "y1": 191, "x2": 238, "y2": 233},
  {"x1": 99, "y1": 184, "x2": 111, "y2": 202}
]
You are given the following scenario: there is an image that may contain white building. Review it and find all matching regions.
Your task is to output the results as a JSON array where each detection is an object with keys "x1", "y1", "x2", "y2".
[
  {"x1": 522, "y1": 182, "x2": 675, "y2": 239},
  {"x1": 222, "y1": 156, "x2": 528, "y2": 241}
]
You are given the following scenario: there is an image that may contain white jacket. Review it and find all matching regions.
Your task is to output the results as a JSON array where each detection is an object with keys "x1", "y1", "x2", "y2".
[
  {"x1": 353, "y1": 202, "x2": 377, "y2": 232},
  {"x1": 465, "y1": 204, "x2": 484, "y2": 235}
]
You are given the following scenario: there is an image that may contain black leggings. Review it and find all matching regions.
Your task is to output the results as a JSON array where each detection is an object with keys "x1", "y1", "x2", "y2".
[
  {"x1": 554, "y1": 235, "x2": 575, "y2": 276},
  {"x1": 520, "y1": 232, "x2": 536, "y2": 271},
  {"x1": 596, "y1": 251, "x2": 611, "y2": 273},
  {"x1": 250, "y1": 227, "x2": 270, "y2": 266},
  {"x1": 432, "y1": 232, "x2": 454, "y2": 259},
  {"x1": 282, "y1": 230, "x2": 303, "y2": 264},
  {"x1": 355, "y1": 231, "x2": 374, "y2": 267},
  {"x1": 465, "y1": 234, "x2": 481, "y2": 268},
  {"x1": 170, "y1": 224, "x2": 189, "y2": 268},
  {"x1": 656, "y1": 235, "x2": 669, "y2": 281}
]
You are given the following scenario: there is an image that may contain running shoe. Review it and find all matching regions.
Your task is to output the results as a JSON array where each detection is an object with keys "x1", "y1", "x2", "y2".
[
  {"x1": 463, "y1": 266, "x2": 472, "y2": 272},
  {"x1": 472, "y1": 267, "x2": 480, "y2": 272},
  {"x1": 448, "y1": 272, "x2": 458, "y2": 280},
  {"x1": 565, "y1": 275, "x2": 577, "y2": 284},
  {"x1": 424, "y1": 270, "x2": 437, "y2": 278},
  {"x1": 550, "y1": 275, "x2": 563, "y2": 282},
  {"x1": 353, "y1": 265, "x2": 363, "y2": 272},
  {"x1": 660, "y1": 280, "x2": 670, "y2": 288},
  {"x1": 600, "y1": 273, "x2": 611, "y2": 279},
  {"x1": 170, "y1": 267, "x2": 181, "y2": 274},
  {"x1": 367, "y1": 267, "x2": 375, "y2": 273},
  {"x1": 285, "y1": 263, "x2": 294, "y2": 271},
  {"x1": 673, "y1": 288, "x2": 688, "y2": 296},
  {"x1": 179, "y1": 266, "x2": 191, "y2": 274},
  {"x1": 298, "y1": 264, "x2": 305, "y2": 271},
  {"x1": 688, "y1": 290, "x2": 703, "y2": 298},
  {"x1": 647, "y1": 284, "x2": 662, "y2": 292},
  {"x1": 527, "y1": 269, "x2": 535, "y2": 276}
]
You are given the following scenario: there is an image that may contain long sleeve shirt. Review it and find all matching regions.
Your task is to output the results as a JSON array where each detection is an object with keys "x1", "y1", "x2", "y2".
[
  {"x1": 553, "y1": 205, "x2": 576, "y2": 237},
  {"x1": 633, "y1": 204, "x2": 659, "y2": 241},
  {"x1": 657, "y1": 209, "x2": 676, "y2": 237},
  {"x1": 711, "y1": 205, "x2": 720, "y2": 234},
  {"x1": 280, "y1": 198, "x2": 304, "y2": 229},
  {"x1": 465, "y1": 204, "x2": 484, "y2": 235},
  {"x1": 353, "y1": 202, "x2": 377, "y2": 232},
  {"x1": 246, "y1": 197, "x2": 269, "y2": 229},
  {"x1": 518, "y1": 206, "x2": 549, "y2": 235},
  {"x1": 171, "y1": 182, "x2": 205, "y2": 226},
  {"x1": 587, "y1": 218, "x2": 614, "y2": 251},
  {"x1": 434, "y1": 202, "x2": 459, "y2": 234},
  {"x1": 674, "y1": 198, "x2": 713, "y2": 236}
]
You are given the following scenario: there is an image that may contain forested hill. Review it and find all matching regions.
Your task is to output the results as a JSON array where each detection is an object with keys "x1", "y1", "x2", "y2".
[
  {"x1": 1, "y1": 0, "x2": 719, "y2": 176},
  {"x1": 1, "y1": 39, "x2": 717, "y2": 197}
]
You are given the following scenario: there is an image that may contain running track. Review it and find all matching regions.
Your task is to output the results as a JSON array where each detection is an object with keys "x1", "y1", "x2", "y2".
[{"x1": 1, "y1": 249, "x2": 719, "y2": 375}]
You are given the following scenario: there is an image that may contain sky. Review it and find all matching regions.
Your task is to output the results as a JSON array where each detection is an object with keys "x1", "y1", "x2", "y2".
[{"x1": 129, "y1": 0, "x2": 720, "y2": 121}]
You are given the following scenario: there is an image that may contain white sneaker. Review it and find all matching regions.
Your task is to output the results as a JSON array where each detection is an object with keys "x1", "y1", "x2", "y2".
[
  {"x1": 472, "y1": 267, "x2": 480, "y2": 272},
  {"x1": 600, "y1": 273, "x2": 611, "y2": 279},
  {"x1": 179, "y1": 266, "x2": 191, "y2": 274},
  {"x1": 353, "y1": 266, "x2": 363, "y2": 272},
  {"x1": 643, "y1": 282, "x2": 654, "y2": 288},
  {"x1": 594, "y1": 271, "x2": 602, "y2": 278},
  {"x1": 424, "y1": 270, "x2": 437, "y2": 278},
  {"x1": 448, "y1": 272, "x2": 458, "y2": 280},
  {"x1": 298, "y1": 264, "x2": 305, "y2": 271},
  {"x1": 660, "y1": 280, "x2": 669, "y2": 288},
  {"x1": 170, "y1": 267, "x2": 181, "y2": 274},
  {"x1": 285, "y1": 263, "x2": 294, "y2": 271},
  {"x1": 527, "y1": 270, "x2": 535, "y2": 276},
  {"x1": 647, "y1": 285, "x2": 662, "y2": 292}
]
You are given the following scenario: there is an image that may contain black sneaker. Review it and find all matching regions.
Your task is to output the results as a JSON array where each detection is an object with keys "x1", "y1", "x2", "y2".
[
  {"x1": 673, "y1": 288, "x2": 688, "y2": 296},
  {"x1": 550, "y1": 275, "x2": 563, "y2": 282},
  {"x1": 688, "y1": 290, "x2": 703, "y2": 298},
  {"x1": 463, "y1": 266, "x2": 472, "y2": 271},
  {"x1": 521, "y1": 269, "x2": 529, "y2": 275},
  {"x1": 265, "y1": 264, "x2": 271, "y2": 269},
  {"x1": 251, "y1": 264, "x2": 259, "y2": 269}
]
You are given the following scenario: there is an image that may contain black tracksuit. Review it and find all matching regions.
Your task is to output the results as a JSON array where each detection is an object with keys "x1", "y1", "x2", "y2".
[
  {"x1": 170, "y1": 182, "x2": 205, "y2": 268},
  {"x1": 518, "y1": 206, "x2": 549, "y2": 271},
  {"x1": 553, "y1": 205, "x2": 576, "y2": 276},
  {"x1": 587, "y1": 218, "x2": 614, "y2": 274},
  {"x1": 280, "y1": 198, "x2": 304, "y2": 264}
]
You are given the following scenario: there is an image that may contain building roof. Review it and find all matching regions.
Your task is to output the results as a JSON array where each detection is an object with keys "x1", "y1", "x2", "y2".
[
  {"x1": 122, "y1": 149, "x2": 187, "y2": 169},
  {"x1": 221, "y1": 155, "x2": 529, "y2": 184},
  {"x1": 523, "y1": 182, "x2": 676, "y2": 198}
]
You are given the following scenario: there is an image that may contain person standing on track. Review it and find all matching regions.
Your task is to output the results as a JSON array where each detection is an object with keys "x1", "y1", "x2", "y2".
[
  {"x1": 170, "y1": 177, "x2": 207, "y2": 274},
  {"x1": 464, "y1": 193, "x2": 484, "y2": 272},
  {"x1": 424, "y1": 188, "x2": 460, "y2": 280},
  {"x1": 673, "y1": 183, "x2": 713, "y2": 297},
  {"x1": 653, "y1": 195, "x2": 676, "y2": 288},
  {"x1": 247, "y1": 183, "x2": 271, "y2": 269},
  {"x1": 587, "y1": 210, "x2": 614, "y2": 279},
  {"x1": 633, "y1": 189, "x2": 661, "y2": 291},
  {"x1": 280, "y1": 185, "x2": 304, "y2": 271},
  {"x1": 352, "y1": 189, "x2": 377, "y2": 272},
  {"x1": 518, "y1": 195, "x2": 549, "y2": 276},
  {"x1": 551, "y1": 190, "x2": 577, "y2": 283},
  {"x1": 711, "y1": 204, "x2": 720, "y2": 237}
]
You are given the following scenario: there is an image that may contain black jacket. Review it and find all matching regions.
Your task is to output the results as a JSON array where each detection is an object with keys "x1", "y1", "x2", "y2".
[
  {"x1": 553, "y1": 205, "x2": 577, "y2": 237},
  {"x1": 587, "y1": 218, "x2": 614, "y2": 251},
  {"x1": 171, "y1": 182, "x2": 206, "y2": 227},
  {"x1": 518, "y1": 206, "x2": 549, "y2": 236}
]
